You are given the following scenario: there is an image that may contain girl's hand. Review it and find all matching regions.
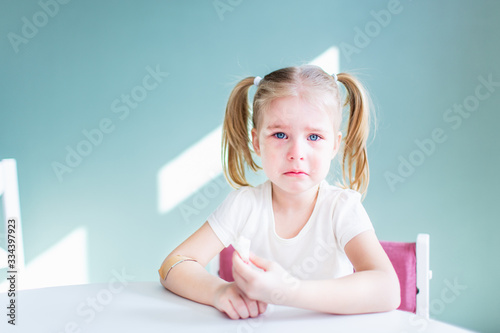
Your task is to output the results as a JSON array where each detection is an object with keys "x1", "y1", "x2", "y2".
[
  {"x1": 213, "y1": 282, "x2": 268, "y2": 320},
  {"x1": 232, "y1": 251, "x2": 300, "y2": 305}
]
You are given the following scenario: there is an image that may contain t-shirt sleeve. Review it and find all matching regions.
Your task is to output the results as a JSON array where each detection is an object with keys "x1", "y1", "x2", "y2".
[
  {"x1": 207, "y1": 187, "x2": 251, "y2": 248},
  {"x1": 332, "y1": 189, "x2": 374, "y2": 251}
]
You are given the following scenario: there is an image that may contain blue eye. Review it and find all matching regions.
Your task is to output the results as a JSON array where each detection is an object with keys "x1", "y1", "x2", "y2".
[
  {"x1": 274, "y1": 132, "x2": 287, "y2": 139},
  {"x1": 309, "y1": 134, "x2": 320, "y2": 141}
]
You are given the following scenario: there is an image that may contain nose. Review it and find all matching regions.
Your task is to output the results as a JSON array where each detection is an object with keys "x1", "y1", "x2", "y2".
[{"x1": 287, "y1": 139, "x2": 305, "y2": 161}]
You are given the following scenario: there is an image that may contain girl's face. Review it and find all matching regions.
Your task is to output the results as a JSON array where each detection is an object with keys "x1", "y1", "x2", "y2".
[{"x1": 252, "y1": 95, "x2": 341, "y2": 196}]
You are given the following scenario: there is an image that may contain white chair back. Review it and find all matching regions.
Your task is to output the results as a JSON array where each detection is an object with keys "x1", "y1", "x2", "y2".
[{"x1": 416, "y1": 233, "x2": 432, "y2": 318}]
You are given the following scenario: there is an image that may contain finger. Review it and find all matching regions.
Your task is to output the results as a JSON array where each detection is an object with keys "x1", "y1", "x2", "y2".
[
  {"x1": 233, "y1": 250, "x2": 248, "y2": 267},
  {"x1": 233, "y1": 247, "x2": 249, "y2": 264},
  {"x1": 230, "y1": 297, "x2": 250, "y2": 319},
  {"x1": 232, "y1": 252, "x2": 253, "y2": 281},
  {"x1": 241, "y1": 295, "x2": 259, "y2": 318},
  {"x1": 257, "y1": 301, "x2": 268, "y2": 314},
  {"x1": 249, "y1": 253, "x2": 273, "y2": 271},
  {"x1": 233, "y1": 259, "x2": 260, "y2": 296},
  {"x1": 232, "y1": 265, "x2": 249, "y2": 293},
  {"x1": 224, "y1": 303, "x2": 240, "y2": 320}
]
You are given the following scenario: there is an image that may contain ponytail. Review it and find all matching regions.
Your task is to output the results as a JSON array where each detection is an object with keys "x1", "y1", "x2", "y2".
[
  {"x1": 222, "y1": 77, "x2": 260, "y2": 188},
  {"x1": 337, "y1": 73, "x2": 371, "y2": 196}
]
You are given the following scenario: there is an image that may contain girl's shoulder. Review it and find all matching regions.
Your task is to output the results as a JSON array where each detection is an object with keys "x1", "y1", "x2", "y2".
[
  {"x1": 224, "y1": 180, "x2": 271, "y2": 202},
  {"x1": 319, "y1": 180, "x2": 364, "y2": 209},
  {"x1": 320, "y1": 180, "x2": 362, "y2": 200},
  {"x1": 318, "y1": 181, "x2": 371, "y2": 227}
]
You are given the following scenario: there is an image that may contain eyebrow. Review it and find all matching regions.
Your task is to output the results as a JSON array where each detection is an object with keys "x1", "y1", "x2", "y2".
[
  {"x1": 265, "y1": 124, "x2": 287, "y2": 131},
  {"x1": 265, "y1": 123, "x2": 329, "y2": 133}
]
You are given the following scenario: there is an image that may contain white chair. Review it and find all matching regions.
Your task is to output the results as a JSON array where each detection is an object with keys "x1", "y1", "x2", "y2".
[
  {"x1": 416, "y1": 233, "x2": 432, "y2": 318},
  {"x1": 0, "y1": 159, "x2": 25, "y2": 270}
]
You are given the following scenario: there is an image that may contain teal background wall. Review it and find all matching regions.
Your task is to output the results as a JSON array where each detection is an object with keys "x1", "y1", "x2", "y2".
[{"x1": 1, "y1": 1, "x2": 499, "y2": 331}]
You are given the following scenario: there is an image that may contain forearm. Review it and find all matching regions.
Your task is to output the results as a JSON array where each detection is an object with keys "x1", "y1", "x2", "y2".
[
  {"x1": 160, "y1": 260, "x2": 227, "y2": 307},
  {"x1": 287, "y1": 270, "x2": 400, "y2": 314}
]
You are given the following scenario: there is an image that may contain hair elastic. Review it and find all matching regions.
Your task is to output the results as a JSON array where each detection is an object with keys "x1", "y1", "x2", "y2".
[
  {"x1": 332, "y1": 73, "x2": 338, "y2": 82},
  {"x1": 253, "y1": 76, "x2": 262, "y2": 87}
]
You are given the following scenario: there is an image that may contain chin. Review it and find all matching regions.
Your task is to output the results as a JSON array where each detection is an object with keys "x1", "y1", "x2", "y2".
[{"x1": 273, "y1": 180, "x2": 320, "y2": 195}]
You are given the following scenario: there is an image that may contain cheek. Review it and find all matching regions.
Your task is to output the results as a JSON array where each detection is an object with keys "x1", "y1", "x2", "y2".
[
  {"x1": 260, "y1": 146, "x2": 279, "y2": 166},
  {"x1": 259, "y1": 144, "x2": 284, "y2": 172},
  {"x1": 260, "y1": 140, "x2": 283, "y2": 158},
  {"x1": 310, "y1": 147, "x2": 334, "y2": 173}
]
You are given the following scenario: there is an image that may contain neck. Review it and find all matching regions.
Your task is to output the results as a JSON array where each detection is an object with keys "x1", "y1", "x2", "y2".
[{"x1": 271, "y1": 183, "x2": 320, "y2": 214}]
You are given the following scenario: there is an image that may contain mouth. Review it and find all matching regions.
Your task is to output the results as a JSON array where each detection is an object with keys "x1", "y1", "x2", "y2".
[{"x1": 284, "y1": 171, "x2": 308, "y2": 177}]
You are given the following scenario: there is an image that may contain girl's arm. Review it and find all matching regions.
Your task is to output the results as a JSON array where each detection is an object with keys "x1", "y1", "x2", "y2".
[
  {"x1": 232, "y1": 230, "x2": 401, "y2": 314},
  {"x1": 159, "y1": 222, "x2": 267, "y2": 319}
]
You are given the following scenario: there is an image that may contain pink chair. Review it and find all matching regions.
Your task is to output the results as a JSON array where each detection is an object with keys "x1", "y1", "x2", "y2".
[
  {"x1": 380, "y1": 234, "x2": 432, "y2": 317},
  {"x1": 218, "y1": 234, "x2": 431, "y2": 318}
]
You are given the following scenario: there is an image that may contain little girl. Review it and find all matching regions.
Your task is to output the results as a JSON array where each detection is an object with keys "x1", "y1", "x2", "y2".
[{"x1": 159, "y1": 65, "x2": 400, "y2": 319}]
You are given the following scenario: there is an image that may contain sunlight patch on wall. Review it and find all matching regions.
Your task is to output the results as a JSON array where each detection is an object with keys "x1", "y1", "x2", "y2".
[
  {"x1": 0, "y1": 227, "x2": 88, "y2": 291},
  {"x1": 157, "y1": 126, "x2": 222, "y2": 214},
  {"x1": 310, "y1": 46, "x2": 339, "y2": 75}
]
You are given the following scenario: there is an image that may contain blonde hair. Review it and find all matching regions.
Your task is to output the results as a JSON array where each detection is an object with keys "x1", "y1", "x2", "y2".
[{"x1": 222, "y1": 65, "x2": 371, "y2": 195}]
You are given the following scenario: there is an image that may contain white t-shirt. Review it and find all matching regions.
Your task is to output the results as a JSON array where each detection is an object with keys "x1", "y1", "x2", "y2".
[{"x1": 207, "y1": 180, "x2": 373, "y2": 280}]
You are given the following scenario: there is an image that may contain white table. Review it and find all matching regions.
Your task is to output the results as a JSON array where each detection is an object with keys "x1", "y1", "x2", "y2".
[{"x1": 0, "y1": 281, "x2": 473, "y2": 333}]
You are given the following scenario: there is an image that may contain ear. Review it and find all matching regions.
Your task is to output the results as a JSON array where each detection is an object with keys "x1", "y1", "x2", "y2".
[
  {"x1": 251, "y1": 128, "x2": 261, "y2": 156},
  {"x1": 331, "y1": 132, "x2": 342, "y2": 160}
]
